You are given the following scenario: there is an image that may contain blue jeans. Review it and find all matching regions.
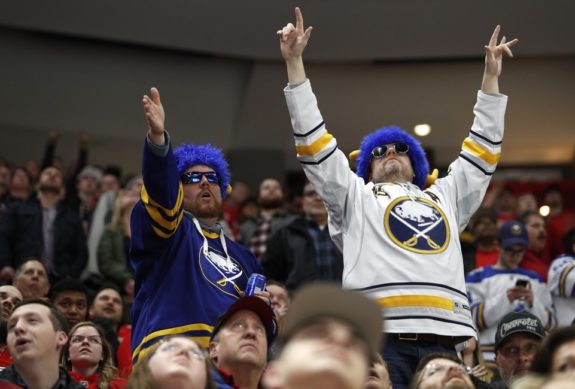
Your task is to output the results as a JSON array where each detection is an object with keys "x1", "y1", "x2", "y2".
[{"x1": 382, "y1": 335, "x2": 457, "y2": 389}]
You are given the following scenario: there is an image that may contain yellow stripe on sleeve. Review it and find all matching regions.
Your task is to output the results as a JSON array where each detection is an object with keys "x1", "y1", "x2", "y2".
[
  {"x1": 295, "y1": 133, "x2": 334, "y2": 156},
  {"x1": 559, "y1": 264, "x2": 575, "y2": 297},
  {"x1": 141, "y1": 184, "x2": 184, "y2": 218},
  {"x1": 462, "y1": 138, "x2": 501, "y2": 165}
]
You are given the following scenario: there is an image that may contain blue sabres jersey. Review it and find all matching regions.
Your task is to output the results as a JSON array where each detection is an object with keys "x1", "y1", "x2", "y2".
[{"x1": 130, "y1": 139, "x2": 262, "y2": 364}]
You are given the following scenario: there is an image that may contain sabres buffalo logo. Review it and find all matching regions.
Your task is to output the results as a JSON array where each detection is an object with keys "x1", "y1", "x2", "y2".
[
  {"x1": 199, "y1": 247, "x2": 247, "y2": 297},
  {"x1": 384, "y1": 197, "x2": 450, "y2": 254}
]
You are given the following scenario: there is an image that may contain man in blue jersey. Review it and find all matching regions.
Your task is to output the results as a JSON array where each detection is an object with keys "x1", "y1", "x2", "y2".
[{"x1": 130, "y1": 87, "x2": 264, "y2": 365}]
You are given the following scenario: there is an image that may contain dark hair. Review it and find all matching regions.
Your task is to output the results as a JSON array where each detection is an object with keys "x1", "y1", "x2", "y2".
[
  {"x1": 93, "y1": 282, "x2": 122, "y2": 300},
  {"x1": 411, "y1": 353, "x2": 466, "y2": 389},
  {"x1": 470, "y1": 207, "x2": 497, "y2": 231},
  {"x1": 62, "y1": 321, "x2": 118, "y2": 389},
  {"x1": 519, "y1": 210, "x2": 543, "y2": 226},
  {"x1": 49, "y1": 277, "x2": 89, "y2": 302},
  {"x1": 12, "y1": 298, "x2": 69, "y2": 334},
  {"x1": 562, "y1": 228, "x2": 575, "y2": 256},
  {"x1": 530, "y1": 326, "x2": 575, "y2": 375},
  {"x1": 103, "y1": 166, "x2": 122, "y2": 179},
  {"x1": 544, "y1": 184, "x2": 562, "y2": 197},
  {"x1": 126, "y1": 336, "x2": 216, "y2": 389}
]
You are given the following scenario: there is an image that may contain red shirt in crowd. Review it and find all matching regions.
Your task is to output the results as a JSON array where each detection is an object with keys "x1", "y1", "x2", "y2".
[{"x1": 474, "y1": 248, "x2": 500, "y2": 269}]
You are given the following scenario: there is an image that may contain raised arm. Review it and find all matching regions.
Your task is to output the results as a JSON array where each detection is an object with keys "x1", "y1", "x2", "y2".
[
  {"x1": 481, "y1": 25, "x2": 518, "y2": 94},
  {"x1": 143, "y1": 87, "x2": 166, "y2": 145},
  {"x1": 277, "y1": 7, "x2": 313, "y2": 84}
]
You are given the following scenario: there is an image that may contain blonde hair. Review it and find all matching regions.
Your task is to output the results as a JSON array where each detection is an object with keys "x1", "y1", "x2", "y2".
[{"x1": 126, "y1": 336, "x2": 216, "y2": 389}]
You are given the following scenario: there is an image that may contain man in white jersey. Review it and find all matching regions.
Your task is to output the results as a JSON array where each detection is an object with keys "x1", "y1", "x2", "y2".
[
  {"x1": 548, "y1": 228, "x2": 575, "y2": 327},
  {"x1": 277, "y1": 7, "x2": 518, "y2": 389}
]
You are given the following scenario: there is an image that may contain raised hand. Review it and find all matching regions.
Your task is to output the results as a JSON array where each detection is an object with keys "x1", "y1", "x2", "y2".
[
  {"x1": 277, "y1": 7, "x2": 313, "y2": 84},
  {"x1": 482, "y1": 26, "x2": 518, "y2": 93},
  {"x1": 484, "y1": 25, "x2": 518, "y2": 78},
  {"x1": 143, "y1": 87, "x2": 166, "y2": 145},
  {"x1": 277, "y1": 7, "x2": 313, "y2": 62}
]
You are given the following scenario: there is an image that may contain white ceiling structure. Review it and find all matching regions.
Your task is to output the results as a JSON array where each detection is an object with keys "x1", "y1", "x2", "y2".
[{"x1": 0, "y1": 0, "x2": 574, "y2": 184}]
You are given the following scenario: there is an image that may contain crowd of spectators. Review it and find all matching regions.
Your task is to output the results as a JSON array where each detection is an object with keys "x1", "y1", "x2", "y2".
[{"x1": 0, "y1": 8, "x2": 574, "y2": 389}]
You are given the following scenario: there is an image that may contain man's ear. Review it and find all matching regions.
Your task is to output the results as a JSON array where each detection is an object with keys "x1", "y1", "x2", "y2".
[
  {"x1": 56, "y1": 331, "x2": 68, "y2": 348},
  {"x1": 209, "y1": 341, "x2": 218, "y2": 360}
]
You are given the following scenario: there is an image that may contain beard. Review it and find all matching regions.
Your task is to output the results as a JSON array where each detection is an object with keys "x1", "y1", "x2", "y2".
[
  {"x1": 38, "y1": 183, "x2": 62, "y2": 196},
  {"x1": 259, "y1": 196, "x2": 283, "y2": 210},
  {"x1": 187, "y1": 196, "x2": 222, "y2": 219}
]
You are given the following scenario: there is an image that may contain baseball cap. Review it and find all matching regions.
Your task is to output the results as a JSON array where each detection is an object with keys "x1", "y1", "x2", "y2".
[
  {"x1": 498, "y1": 221, "x2": 528, "y2": 249},
  {"x1": 495, "y1": 311, "x2": 545, "y2": 350},
  {"x1": 282, "y1": 283, "x2": 383, "y2": 356},
  {"x1": 211, "y1": 296, "x2": 277, "y2": 343}
]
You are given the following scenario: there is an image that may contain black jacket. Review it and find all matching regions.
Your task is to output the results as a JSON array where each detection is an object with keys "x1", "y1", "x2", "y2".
[
  {"x1": 0, "y1": 365, "x2": 84, "y2": 389},
  {"x1": 0, "y1": 197, "x2": 87, "y2": 281},
  {"x1": 261, "y1": 216, "x2": 343, "y2": 291}
]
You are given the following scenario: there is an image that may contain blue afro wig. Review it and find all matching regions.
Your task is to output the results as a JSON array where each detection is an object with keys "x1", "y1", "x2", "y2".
[
  {"x1": 355, "y1": 126, "x2": 429, "y2": 189},
  {"x1": 173, "y1": 143, "x2": 231, "y2": 198}
]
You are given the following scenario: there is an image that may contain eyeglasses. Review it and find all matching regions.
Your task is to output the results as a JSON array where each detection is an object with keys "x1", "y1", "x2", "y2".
[
  {"x1": 418, "y1": 362, "x2": 471, "y2": 385},
  {"x1": 157, "y1": 339, "x2": 206, "y2": 360},
  {"x1": 371, "y1": 143, "x2": 409, "y2": 159},
  {"x1": 180, "y1": 171, "x2": 219, "y2": 185},
  {"x1": 70, "y1": 335, "x2": 103, "y2": 345},
  {"x1": 498, "y1": 343, "x2": 539, "y2": 359},
  {"x1": 504, "y1": 247, "x2": 526, "y2": 255}
]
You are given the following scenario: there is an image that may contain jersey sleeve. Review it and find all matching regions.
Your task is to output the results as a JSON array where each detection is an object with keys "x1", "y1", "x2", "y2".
[{"x1": 430, "y1": 91, "x2": 508, "y2": 232}]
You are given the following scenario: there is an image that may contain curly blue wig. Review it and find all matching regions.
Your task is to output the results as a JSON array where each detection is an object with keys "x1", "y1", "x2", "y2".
[
  {"x1": 173, "y1": 143, "x2": 231, "y2": 198},
  {"x1": 355, "y1": 126, "x2": 429, "y2": 189}
]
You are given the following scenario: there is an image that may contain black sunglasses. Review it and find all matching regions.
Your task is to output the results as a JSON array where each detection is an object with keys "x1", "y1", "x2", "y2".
[
  {"x1": 371, "y1": 143, "x2": 409, "y2": 159},
  {"x1": 180, "y1": 171, "x2": 220, "y2": 185}
]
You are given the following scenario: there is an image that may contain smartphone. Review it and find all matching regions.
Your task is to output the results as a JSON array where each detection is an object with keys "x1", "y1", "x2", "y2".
[{"x1": 515, "y1": 279, "x2": 529, "y2": 287}]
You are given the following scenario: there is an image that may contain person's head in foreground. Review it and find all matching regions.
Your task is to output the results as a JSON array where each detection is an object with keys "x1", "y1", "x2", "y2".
[
  {"x1": 127, "y1": 335, "x2": 216, "y2": 389},
  {"x1": 411, "y1": 353, "x2": 474, "y2": 389},
  {"x1": 6, "y1": 299, "x2": 69, "y2": 387},
  {"x1": 494, "y1": 311, "x2": 545, "y2": 387},
  {"x1": 530, "y1": 326, "x2": 575, "y2": 378},
  {"x1": 262, "y1": 283, "x2": 383, "y2": 389}
]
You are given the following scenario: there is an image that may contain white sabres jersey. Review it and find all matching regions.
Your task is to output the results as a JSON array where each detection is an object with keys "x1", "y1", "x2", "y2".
[
  {"x1": 548, "y1": 255, "x2": 575, "y2": 327},
  {"x1": 466, "y1": 266, "x2": 555, "y2": 365},
  {"x1": 284, "y1": 80, "x2": 508, "y2": 338}
]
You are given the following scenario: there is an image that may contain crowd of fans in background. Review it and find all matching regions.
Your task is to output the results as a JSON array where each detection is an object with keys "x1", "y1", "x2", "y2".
[{"x1": 0, "y1": 127, "x2": 574, "y2": 389}]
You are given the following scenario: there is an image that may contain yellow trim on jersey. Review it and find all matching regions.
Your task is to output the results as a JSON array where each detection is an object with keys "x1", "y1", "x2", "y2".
[
  {"x1": 202, "y1": 230, "x2": 220, "y2": 239},
  {"x1": 462, "y1": 138, "x2": 501, "y2": 165},
  {"x1": 559, "y1": 264, "x2": 574, "y2": 297},
  {"x1": 132, "y1": 323, "x2": 214, "y2": 362},
  {"x1": 141, "y1": 184, "x2": 184, "y2": 218},
  {"x1": 476, "y1": 303, "x2": 486, "y2": 331},
  {"x1": 376, "y1": 295, "x2": 454, "y2": 311},
  {"x1": 295, "y1": 133, "x2": 333, "y2": 156}
]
